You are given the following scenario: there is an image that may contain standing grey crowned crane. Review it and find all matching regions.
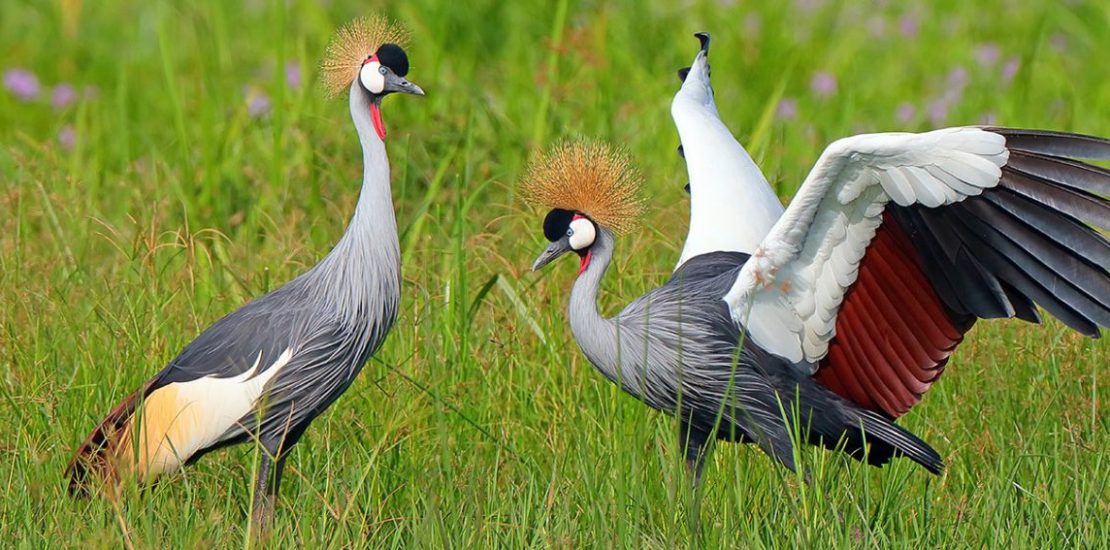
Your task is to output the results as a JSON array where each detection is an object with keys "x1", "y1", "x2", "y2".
[
  {"x1": 525, "y1": 133, "x2": 1109, "y2": 482},
  {"x1": 65, "y1": 16, "x2": 424, "y2": 524}
]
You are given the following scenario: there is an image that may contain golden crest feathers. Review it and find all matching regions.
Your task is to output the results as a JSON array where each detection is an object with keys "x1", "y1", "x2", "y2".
[
  {"x1": 320, "y1": 16, "x2": 409, "y2": 97},
  {"x1": 520, "y1": 140, "x2": 645, "y2": 234}
]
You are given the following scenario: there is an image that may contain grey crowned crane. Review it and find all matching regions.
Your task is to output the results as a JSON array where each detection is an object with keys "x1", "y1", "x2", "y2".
[
  {"x1": 525, "y1": 131, "x2": 1109, "y2": 481},
  {"x1": 672, "y1": 33, "x2": 782, "y2": 268},
  {"x1": 65, "y1": 16, "x2": 424, "y2": 524}
]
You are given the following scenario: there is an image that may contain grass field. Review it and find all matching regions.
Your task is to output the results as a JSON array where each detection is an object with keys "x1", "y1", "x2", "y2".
[{"x1": 2, "y1": 0, "x2": 1108, "y2": 547}]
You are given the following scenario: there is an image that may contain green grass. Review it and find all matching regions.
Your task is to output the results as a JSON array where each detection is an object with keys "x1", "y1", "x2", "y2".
[{"x1": 2, "y1": 0, "x2": 1108, "y2": 547}]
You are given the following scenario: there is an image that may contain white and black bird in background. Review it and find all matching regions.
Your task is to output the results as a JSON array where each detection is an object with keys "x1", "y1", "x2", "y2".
[
  {"x1": 66, "y1": 16, "x2": 424, "y2": 525},
  {"x1": 526, "y1": 40, "x2": 1109, "y2": 480}
]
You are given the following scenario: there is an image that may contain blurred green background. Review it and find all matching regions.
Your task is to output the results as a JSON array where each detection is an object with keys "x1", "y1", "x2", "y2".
[{"x1": 1, "y1": 0, "x2": 1107, "y2": 547}]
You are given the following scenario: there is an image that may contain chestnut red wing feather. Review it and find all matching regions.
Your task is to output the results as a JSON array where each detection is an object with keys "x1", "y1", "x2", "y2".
[{"x1": 814, "y1": 214, "x2": 972, "y2": 417}]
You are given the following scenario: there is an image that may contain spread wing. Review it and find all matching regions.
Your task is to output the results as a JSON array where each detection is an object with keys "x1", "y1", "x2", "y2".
[{"x1": 724, "y1": 127, "x2": 1110, "y2": 417}]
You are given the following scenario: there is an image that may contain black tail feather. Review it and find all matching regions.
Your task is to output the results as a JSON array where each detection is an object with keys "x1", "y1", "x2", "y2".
[{"x1": 855, "y1": 410, "x2": 944, "y2": 474}]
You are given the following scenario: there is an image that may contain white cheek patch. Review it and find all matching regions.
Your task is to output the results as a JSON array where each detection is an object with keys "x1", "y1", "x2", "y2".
[
  {"x1": 568, "y1": 218, "x2": 596, "y2": 250},
  {"x1": 359, "y1": 62, "x2": 385, "y2": 94}
]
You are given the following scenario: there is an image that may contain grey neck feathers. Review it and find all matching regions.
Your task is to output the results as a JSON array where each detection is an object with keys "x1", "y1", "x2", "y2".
[
  {"x1": 304, "y1": 83, "x2": 401, "y2": 324},
  {"x1": 568, "y1": 228, "x2": 624, "y2": 383}
]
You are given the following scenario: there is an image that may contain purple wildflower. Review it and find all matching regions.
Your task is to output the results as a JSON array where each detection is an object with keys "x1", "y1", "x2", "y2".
[
  {"x1": 895, "y1": 102, "x2": 916, "y2": 124},
  {"x1": 898, "y1": 14, "x2": 919, "y2": 39},
  {"x1": 810, "y1": 71, "x2": 837, "y2": 98},
  {"x1": 974, "y1": 43, "x2": 1000, "y2": 68},
  {"x1": 927, "y1": 97, "x2": 949, "y2": 126},
  {"x1": 285, "y1": 62, "x2": 302, "y2": 90},
  {"x1": 51, "y1": 83, "x2": 77, "y2": 110},
  {"x1": 58, "y1": 125, "x2": 76, "y2": 151},
  {"x1": 1001, "y1": 57, "x2": 1020, "y2": 84},
  {"x1": 866, "y1": 15, "x2": 887, "y2": 38},
  {"x1": 1049, "y1": 33, "x2": 1068, "y2": 53},
  {"x1": 743, "y1": 13, "x2": 762, "y2": 35},
  {"x1": 776, "y1": 98, "x2": 798, "y2": 121},
  {"x1": 247, "y1": 91, "x2": 270, "y2": 118},
  {"x1": 3, "y1": 68, "x2": 40, "y2": 101},
  {"x1": 947, "y1": 66, "x2": 969, "y2": 89},
  {"x1": 795, "y1": 0, "x2": 826, "y2": 12}
]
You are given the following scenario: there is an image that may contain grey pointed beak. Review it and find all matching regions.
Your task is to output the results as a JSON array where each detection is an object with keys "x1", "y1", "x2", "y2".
[
  {"x1": 385, "y1": 73, "x2": 425, "y2": 96},
  {"x1": 532, "y1": 239, "x2": 573, "y2": 272}
]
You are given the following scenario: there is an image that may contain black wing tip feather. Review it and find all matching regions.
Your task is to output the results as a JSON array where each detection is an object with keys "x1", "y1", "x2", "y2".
[
  {"x1": 1004, "y1": 151, "x2": 1110, "y2": 204},
  {"x1": 985, "y1": 127, "x2": 1110, "y2": 161},
  {"x1": 898, "y1": 126, "x2": 1110, "y2": 336}
]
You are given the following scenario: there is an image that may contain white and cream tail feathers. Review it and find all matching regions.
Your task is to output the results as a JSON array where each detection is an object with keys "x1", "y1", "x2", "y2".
[{"x1": 119, "y1": 348, "x2": 293, "y2": 478}]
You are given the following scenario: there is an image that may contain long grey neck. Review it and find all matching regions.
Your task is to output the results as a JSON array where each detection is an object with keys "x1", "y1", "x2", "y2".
[
  {"x1": 568, "y1": 228, "x2": 622, "y2": 383},
  {"x1": 305, "y1": 83, "x2": 401, "y2": 322}
]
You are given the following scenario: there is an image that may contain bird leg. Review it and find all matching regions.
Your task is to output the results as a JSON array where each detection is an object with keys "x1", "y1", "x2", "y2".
[
  {"x1": 679, "y1": 420, "x2": 713, "y2": 535},
  {"x1": 679, "y1": 421, "x2": 712, "y2": 489},
  {"x1": 250, "y1": 452, "x2": 286, "y2": 538}
]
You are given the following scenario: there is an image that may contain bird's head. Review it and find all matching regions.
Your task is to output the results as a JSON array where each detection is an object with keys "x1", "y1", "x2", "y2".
[
  {"x1": 532, "y1": 208, "x2": 599, "y2": 273},
  {"x1": 520, "y1": 141, "x2": 644, "y2": 274},
  {"x1": 356, "y1": 43, "x2": 423, "y2": 98},
  {"x1": 321, "y1": 16, "x2": 425, "y2": 140}
]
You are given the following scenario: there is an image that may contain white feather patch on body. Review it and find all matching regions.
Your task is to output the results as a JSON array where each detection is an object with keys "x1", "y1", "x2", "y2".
[
  {"x1": 128, "y1": 348, "x2": 292, "y2": 477},
  {"x1": 672, "y1": 51, "x2": 784, "y2": 267},
  {"x1": 723, "y1": 127, "x2": 1008, "y2": 366}
]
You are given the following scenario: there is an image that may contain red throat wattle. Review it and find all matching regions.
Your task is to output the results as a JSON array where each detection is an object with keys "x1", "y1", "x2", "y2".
[
  {"x1": 572, "y1": 214, "x2": 591, "y2": 275},
  {"x1": 578, "y1": 250, "x2": 592, "y2": 275},
  {"x1": 363, "y1": 54, "x2": 386, "y2": 140},
  {"x1": 370, "y1": 103, "x2": 386, "y2": 140}
]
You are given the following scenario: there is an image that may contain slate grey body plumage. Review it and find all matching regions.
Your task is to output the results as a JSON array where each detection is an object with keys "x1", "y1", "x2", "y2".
[
  {"x1": 161, "y1": 81, "x2": 401, "y2": 455},
  {"x1": 568, "y1": 229, "x2": 942, "y2": 477}
]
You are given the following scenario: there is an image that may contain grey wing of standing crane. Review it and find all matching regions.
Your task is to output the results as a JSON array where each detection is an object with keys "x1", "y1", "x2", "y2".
[{"x1": 65, "y1": 17, "x2": 424, "y2": 527}]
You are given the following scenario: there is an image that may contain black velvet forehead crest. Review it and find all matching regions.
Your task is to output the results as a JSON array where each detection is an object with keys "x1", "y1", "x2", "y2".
[
  {"x1": 375, "y1": 43, "x2": 409, "y2": 77},
  {"x1": 542, "y1": 208, "x2": 576, "y2": 242}
]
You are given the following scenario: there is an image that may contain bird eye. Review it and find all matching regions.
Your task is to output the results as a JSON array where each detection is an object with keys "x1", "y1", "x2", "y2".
[
  {"x1": 566, "y1": 228, "x2": 574, "y2": 237},
  {"x1": 379, "y1": 66, "x2": 387, "y2": 75}
]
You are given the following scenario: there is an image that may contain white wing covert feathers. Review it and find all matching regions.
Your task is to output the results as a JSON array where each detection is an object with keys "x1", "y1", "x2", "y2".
[{"x1": 725, "y1": 127, "x2": 1011, "y2": 364}]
